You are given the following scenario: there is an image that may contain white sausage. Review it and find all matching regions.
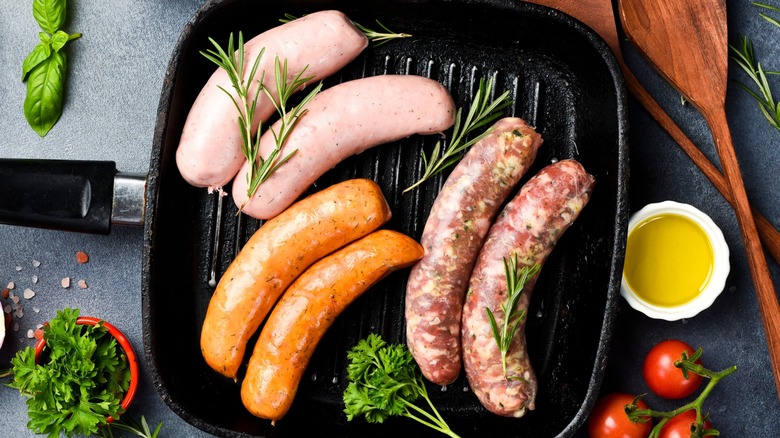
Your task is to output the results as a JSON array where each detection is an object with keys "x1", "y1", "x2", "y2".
[
  {"x1": 176, "y1": 10, "x2": 368, "y2": 190},
  {"x1": 232, "y1": 74, "x2": 457, "y2": 219}
]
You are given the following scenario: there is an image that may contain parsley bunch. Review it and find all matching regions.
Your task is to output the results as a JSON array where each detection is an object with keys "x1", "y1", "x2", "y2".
[
  {"x1": 343, "y1": 333, "x2": 461, "y2": 438},
  {"x1": 6, "y1": 308, "x2": 131, "y2": 437}
]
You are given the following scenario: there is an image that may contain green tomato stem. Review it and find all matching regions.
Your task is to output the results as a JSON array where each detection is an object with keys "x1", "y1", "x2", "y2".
[{"x1": 629, "y1": 363, "x2": 737, "y2": 438}]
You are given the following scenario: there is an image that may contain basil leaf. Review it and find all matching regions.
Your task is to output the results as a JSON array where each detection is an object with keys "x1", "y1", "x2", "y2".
[
  {"x1": 51, "y1": 29, "x2": 69, "y2": 51},
  {"x1": 22, "y1": 42, "x2": 52, "y2": 81},
  {"x1": 32, "y1": 0, "x2": 67, "y2": 34},
  {"x1": 24, "y1": 51, "x2": 67, "y2": 137}
]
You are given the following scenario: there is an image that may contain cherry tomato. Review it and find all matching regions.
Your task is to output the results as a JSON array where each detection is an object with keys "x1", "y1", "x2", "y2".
[
  {"x1": 643, "y1": 339, "x2": 703, "y2": 399},
  {"x1": 658, "y1": 410, "x2": 714, "y2": 438},
  {"x1": 587, "y1": 392, "x2": 652, "y2": 438}
]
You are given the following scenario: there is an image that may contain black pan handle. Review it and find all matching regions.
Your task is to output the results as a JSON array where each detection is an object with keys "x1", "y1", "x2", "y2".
[{"x1": 0, "y1": 159, "x2": 116, "y2": 234}]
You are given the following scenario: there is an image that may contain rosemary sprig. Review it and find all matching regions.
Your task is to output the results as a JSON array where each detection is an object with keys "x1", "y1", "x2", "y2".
[
  {"x1": 403, "y1": 77, "x2": 512, "y2": 193},
  {"x1": 281, "y1": 14, "x2": 411, "y2": 46},
  {"x1": 201, "y1": 32, "x2": 322, "y2": 203},
  {"x1": 755, "y1": 2, "x2": 780, "y2": 28},
  {"x1": 102, "y1": 415, "x2": 162, "y2": 438},
  {"x1": 485, "y1": 254, "x2": 541, "y2": 380},
  {"x1": 248, "y1": 57, "x2": 322, "y2": 200},
  {"x1": 351, "y1": 20, "x2": 412, "y2": 46},
  {"x1": 729, "y1": 35, "x2": 780, "y2": 131}
]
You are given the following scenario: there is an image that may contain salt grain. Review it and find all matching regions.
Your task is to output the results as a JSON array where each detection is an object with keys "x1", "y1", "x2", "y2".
[
  {"x1": 6, "y1": 282, "x2": 14, "y2": 289},
  {"x1": 15, "y1": 266, "x2": 22, "y2": 272},
  {"x1": 23, "y1": 289, "x2": 35, "y2": 299},
  {"x1": 11, "y1": 295, "x2": 20, "y2": 304},
  {"x1": 32, "y1": 259, "x2": 40, "y2": 267},
  {"x1": 3, "y1": 304, "x2": 10, "y2": 314},
  {"x1": 31, "y1": 275, "x2": 38, "y2": 284},
  {"x1": 78, "y1": 279, "x2": 88, "y2": 289},
  {"x1": 14, "y1": 308, "x2": 23, "y2": 318},
  {"x1": 26, "y1": 329, "x2": 34, "y2": 338},
  {"x1": 33, "y1": 306, "x2": 40, "y2": 313},
  {"x1": 61, "y1": 277, "x2": 71, "y2": 288},
  {"x1": 13, "y1": 323, "x2": 19, "y2": 332}
]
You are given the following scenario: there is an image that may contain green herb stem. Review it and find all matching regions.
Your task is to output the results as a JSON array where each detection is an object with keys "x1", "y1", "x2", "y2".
[
  {"x1": 281, "y1": 14, "x2": 411, "y2": 46},
  {"x1": 485, "y1": 254, "x2": 540, "y2": 379},
  {"x1": 404, "y1": 76, "x2": 512, "y2": 193},
  {"x1": 626, "y1": 348, "x2": 737, "y2": 438},
  {"x1": 755, "y1": 2, "x2": 780, "y2": 27},
  {"x1": 730, "y1": 36, "x2": 780, "y2": 131},
  {"x1": 102, "y1": 415, "x2": 163, "y2": 438},
  {"x1": 201, "y1": 33, "x2": 321, "y2": 204},
  {"x1": 343, "y1": 333, "x2": 461, "y2": 438}
]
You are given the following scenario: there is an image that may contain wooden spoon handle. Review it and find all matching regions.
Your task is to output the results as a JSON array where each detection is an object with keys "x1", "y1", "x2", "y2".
[
  {"x1": 619, "y1": 65, "x2": 780, "y2": 266},
  {"x1": 703, "y1": 106, "x2": 780, "y2": 397}
]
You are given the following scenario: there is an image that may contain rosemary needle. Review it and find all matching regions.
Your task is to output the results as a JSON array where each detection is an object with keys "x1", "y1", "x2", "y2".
[
  {"x1": 485, "y1": 254, "x2": 540, "y2": 380},
  {"x1": 404, "y1": 76, "x2": 512, "y2": 193}
]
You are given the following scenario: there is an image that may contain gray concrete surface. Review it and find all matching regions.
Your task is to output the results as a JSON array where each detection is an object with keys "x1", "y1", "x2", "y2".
[{"x1": 1, "y1": 0, "x2": 779, "y2": 437}]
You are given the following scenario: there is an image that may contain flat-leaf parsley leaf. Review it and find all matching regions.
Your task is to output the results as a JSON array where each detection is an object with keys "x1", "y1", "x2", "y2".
[
  {"x1": 5, "y1": 308, "x2": 131, "y2": 437},
  {"x1": 343, "y1": 333, "x2": 461, "y2": 438}
]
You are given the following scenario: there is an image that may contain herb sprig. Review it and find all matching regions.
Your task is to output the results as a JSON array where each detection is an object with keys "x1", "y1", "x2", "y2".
[
  {"x1": 485, "y1": 254, "x2": 540, "y2": 379},
  {"x1": 343, "y1": 333, "x2": 461, "y2": 438},
  {"x1": 102, "y1": 415, "x2": 163, "y2": 438},
  {"x1": 23, "y1": 0, "x2": 82, "y2": 136},
  {"x1": 730, "y1": 3, "x2": 780, "y2": 131},
  {"x1": 626, "y1": 347, "x2": 737, "y2": 438},
  {"x1": 730, "y1": 36, "x2": 780, "y2": 130},
  {"x1": 5, "y1": 308, "x2": 131, "y2": 437},
  {"x1": 755, "y1": 2, "x2": 780, "y2": 27},
  {"x1": 281, "y1": 14, "x2": 411, "y2": 46},
  {"x1": 404, "y1": 77, "x2": 512, "y2": 193},
  {"x1": 201, "y1": 32, "x2": 322, "y2": 202}
]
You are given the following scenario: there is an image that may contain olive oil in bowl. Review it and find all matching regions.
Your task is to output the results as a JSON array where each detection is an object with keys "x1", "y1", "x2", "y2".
[{"x1": 620, "y1": 201, "x2": 730, "y2": 320}]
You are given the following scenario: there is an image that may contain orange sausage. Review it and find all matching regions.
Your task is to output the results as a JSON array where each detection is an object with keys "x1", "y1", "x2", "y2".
[
  {"x1": 240, "y1": 229, "x2": 424, "y2": 421},
  {"x1": 200, "y1": 179, "x2": 391, "y2": 379}
]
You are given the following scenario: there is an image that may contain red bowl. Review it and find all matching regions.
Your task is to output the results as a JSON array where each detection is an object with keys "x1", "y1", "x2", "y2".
[{"x1": 34, "y1": 316, "x2": 139, "y2": 423}]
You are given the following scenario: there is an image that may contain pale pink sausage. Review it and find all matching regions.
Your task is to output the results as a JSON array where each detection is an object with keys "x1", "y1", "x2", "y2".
[
  {"x1": 461, "y1": 159, "x2": 595, "y2": 418},
  {"x1": 232, "y1": 74, "x2": 457, "y2": 219},
  {"x1": 405, "y1": 117, "x2": 543, "y2": 386},
  {"x1": 176, "y1": 10, "x2": 368, "y2": 190}
]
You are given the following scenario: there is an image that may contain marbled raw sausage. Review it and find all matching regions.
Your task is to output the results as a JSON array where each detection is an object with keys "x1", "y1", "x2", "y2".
[
  {"x1": 405, "y1": 117, "x2": 543, "y2": 386},
  {"x1": 461, "y1": 159, "x2": 594, "y2": 417}
]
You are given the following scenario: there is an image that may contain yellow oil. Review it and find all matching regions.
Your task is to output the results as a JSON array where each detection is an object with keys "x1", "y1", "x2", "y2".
[{"x1": 624, "y1": 213, "x2": 714, "y2": 307}]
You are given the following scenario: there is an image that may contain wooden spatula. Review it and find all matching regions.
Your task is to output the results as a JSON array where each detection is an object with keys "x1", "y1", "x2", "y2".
[
  {"x1": 618, "y1": 0, "x2": 780, "y2": 399},
  {"x1": 524, "y1": 0, "x2": 780, "y2": 266}
]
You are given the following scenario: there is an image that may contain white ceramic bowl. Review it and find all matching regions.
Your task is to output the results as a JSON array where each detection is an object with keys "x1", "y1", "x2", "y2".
[{"x1": 620, "y1": 201, "x2": 730, "y2": 321}]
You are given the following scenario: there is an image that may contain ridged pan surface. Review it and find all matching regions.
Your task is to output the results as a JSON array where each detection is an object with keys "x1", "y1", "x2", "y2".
[{"x1": 142, "y1": 0, "x2": 629, "y2": 436}]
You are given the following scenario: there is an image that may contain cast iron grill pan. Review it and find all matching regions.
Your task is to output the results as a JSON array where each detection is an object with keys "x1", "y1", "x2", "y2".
[{"x1": 142, "y1": 0, "x2": 628, "y2": 437}]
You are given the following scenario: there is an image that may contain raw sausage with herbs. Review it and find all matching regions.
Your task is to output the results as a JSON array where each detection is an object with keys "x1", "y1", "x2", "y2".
[
  {"x1": 200, "y1": 178, "x2": 391, "y2": 379},
  {"x1": 405, "y1": 117, "x2": 543, "y2": 386},
  {"x1": 461, "y1": 159, "x2": 594, "y2": 417},
  {"x1": 231, "y1": 74, "x2": 456, "y2": 219},
  {"x1": 176, "y1": 10, "x2": 368, "y2": 190}
]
